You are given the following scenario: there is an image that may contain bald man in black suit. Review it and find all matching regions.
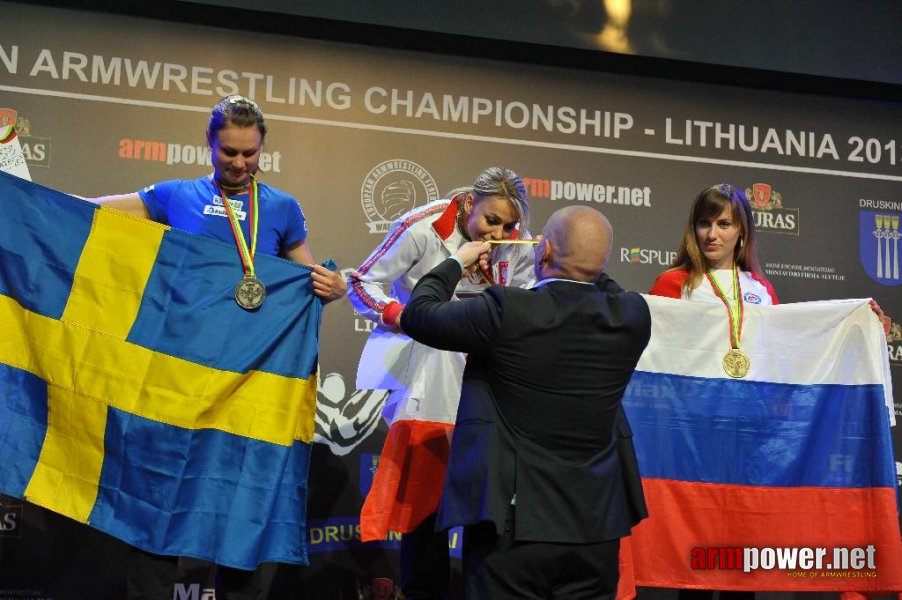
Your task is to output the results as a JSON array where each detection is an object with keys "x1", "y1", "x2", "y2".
[{"x1": 399, "y1": 206, "x2": 651, "y2": 599}]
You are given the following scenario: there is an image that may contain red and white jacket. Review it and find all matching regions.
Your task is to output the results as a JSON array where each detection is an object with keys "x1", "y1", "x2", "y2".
[
  {"x1": 348, "y1": 196, "x2": 535, "y2": 424},
  {"x1": 649, "y1": 267, "x2": 779, "y2": 305}
]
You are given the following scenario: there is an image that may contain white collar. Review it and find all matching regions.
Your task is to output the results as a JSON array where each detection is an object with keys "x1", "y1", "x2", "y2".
[{"x1": 531, "y1": 277, "x2": 593, "y2": 289}]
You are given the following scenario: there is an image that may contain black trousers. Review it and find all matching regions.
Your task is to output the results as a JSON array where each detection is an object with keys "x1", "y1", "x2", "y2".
[
  {"x1": 126, "y1": 547, "x2": 276, "y2": 600},
  {"x1": 462, "y1": 508, "x2": 620, "y2": 600},
  {"x1": 399, "y1": 512, "x2": 451, "y2": 600}
]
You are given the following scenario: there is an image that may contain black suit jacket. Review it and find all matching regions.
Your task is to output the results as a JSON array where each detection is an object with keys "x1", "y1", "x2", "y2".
[{"x1": 402, "y1": 258, "x2": 652, "y2": 544}]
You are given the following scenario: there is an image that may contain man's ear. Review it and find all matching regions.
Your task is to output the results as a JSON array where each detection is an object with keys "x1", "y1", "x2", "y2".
[{"x1": 541, "y1": 237, "x2": 553, "y2": 265}]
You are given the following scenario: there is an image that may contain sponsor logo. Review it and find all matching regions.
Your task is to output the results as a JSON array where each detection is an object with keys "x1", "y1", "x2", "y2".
[
  {"x1": 887, "y1": 321, "x2": 902, "y2": 366},
  {"x1": 314, "y1": 372, "x2": 388, "y2": 457},
  {"x1": 620, "y1": 247, "x2": 676, "y2": 266},
  {"x1": 743, "y1": 292, "x2": 762, "y2": 305},
  {"x1": 861, "y1": 209, "x2": 902, "y2": 284},
  {"x1": 0, "y1": 108, "x2": 30, "y2": 179},
  {"x1": 14, "y1": 116, "x2": 52, "y2": 168},
  {"x1": 361, "y1": 160, "x2": 439, "y2": 233},
  {"x1": 746, "y1": 183, "x2": 799, "y2": 235},
  {"x1": 764, "y1": 262, "x2": 846, "y2": 282},
  {"x1": 690, "y1": 545, "x2": 877, "y2": 577},
  {"x1": 0, "y1": 501, "x2": 22, "y2": 537},
  {"x1": 200, "y1": 194, "x2": 247, "y2": 220},
  {"x1": 307, "y1": 517, "x2": 402, "y2": 553},
  {"x1": 859, "y1": 210, "x2": 902, "y2": 286},
  {"x1": 117, "y1": 137, "x2": 282, "y2": 172},
  {"x1": 860, "y1": 198, "x2": 902, "y2": 212},
  {"x1": 522, "y1": 175, "x2": 651, "y2": 207},
  {"x1": 0, "y1": 108, "x2": 16, "y2": 142},
  {"x1": 307, "y1": 517, "x2": 459, "y2": 557},
  {"x1": 172, "y1": 584, "x2": 216, "y2": 600}
]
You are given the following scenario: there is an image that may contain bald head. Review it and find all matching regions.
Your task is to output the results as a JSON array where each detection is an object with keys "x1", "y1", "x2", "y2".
[{"x1": 537, "y1": 206, "x2": 613, "y2": 282}]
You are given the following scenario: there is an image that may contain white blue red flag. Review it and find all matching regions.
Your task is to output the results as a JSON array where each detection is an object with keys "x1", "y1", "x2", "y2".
[{"x1": 621, "y1": 295, "x2": 902, "y2": 595}]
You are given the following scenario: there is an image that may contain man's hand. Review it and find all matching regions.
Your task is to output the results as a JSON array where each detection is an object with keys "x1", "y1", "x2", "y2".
[{"x1": 454, "y1": 241, "x2": 492, "y2": 275}]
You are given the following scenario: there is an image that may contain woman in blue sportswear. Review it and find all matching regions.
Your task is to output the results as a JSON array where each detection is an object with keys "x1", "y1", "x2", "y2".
[
  {"x1": 91, "y1": 95, "x2": 344, "y2": 600},
  {"x1": 94, "y1": 94, "x2": 344, "y2": 303}
]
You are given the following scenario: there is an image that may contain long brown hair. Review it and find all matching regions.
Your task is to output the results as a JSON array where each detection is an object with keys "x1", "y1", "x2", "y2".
[{"x1": 671, "y1": 184, "x2": 765, "y2": 294}]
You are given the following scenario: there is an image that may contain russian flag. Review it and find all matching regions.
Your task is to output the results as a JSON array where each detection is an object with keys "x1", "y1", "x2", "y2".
[
  {"x1": 357, "y1": 331, "x2": 458, "y2": 541},
  {"x1": 621, "y1": 295, "x2": 902, "y2": 594}
]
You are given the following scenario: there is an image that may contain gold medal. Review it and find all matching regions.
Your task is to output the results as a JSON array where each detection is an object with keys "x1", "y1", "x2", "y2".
[
  {"x1": 219, "y1": 176, "x2": 264, "y2": 311},
  {"x1": 235, "y1": 275, "x2": 266, "y2": 311},
  {"x1": 722, "y1": 347, "x2": 750, "y2": 378},
  {"x1": 706, "y1": 266, "x2": 749, "y2": 379}
]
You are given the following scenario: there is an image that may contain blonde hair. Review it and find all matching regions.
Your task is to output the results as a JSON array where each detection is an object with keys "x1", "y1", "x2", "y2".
[{"x1": 471, "y1": 166, "x2": 530, "y2": 231}]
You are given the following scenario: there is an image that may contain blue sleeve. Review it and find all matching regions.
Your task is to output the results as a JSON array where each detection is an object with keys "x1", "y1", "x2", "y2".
[
  {"x1": 283, "y1": 197, "x2": 307, "y2": 248},
  {"x1": 137, "y1": 180, "x2": 179, "y2": 225}
]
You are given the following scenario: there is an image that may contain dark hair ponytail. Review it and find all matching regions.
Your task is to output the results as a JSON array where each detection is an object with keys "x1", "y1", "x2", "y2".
[{"x1": 206, "y1": 95, "x2": 266, "y2": 144}]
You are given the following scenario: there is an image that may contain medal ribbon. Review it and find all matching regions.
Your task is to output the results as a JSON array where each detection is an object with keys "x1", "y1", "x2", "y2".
[
  {"x1": 220, "y1": 176, "x2": 259, "y2": 278},
  {"x1": 705, "y1": 265, "x2": 744, "y2": 350}
]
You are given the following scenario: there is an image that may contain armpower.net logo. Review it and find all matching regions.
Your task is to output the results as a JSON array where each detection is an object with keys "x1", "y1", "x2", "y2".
[{"x1": 691, "y1": 545, "x2": 877, "y2": 578}]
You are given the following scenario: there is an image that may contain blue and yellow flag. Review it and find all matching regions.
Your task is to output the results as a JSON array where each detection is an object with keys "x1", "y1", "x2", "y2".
[{"x1": 0, "y1": 171, "x2": 321, "y2": 569}]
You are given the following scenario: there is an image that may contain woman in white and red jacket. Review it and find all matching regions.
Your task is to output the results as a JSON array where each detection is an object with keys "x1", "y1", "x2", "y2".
[
  {"x1": 347, "y1": 166, "x2": 535, "y2": 599},
  {"x1": 650, "y1": 182, "x2": 888, "y2": 330},
  {"x1": 649, "y1": 184, "x2": 777, "y2": 305}
]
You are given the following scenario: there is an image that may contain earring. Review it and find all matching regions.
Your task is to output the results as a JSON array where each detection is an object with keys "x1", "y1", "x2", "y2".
[{"x1": 738, "y1": 237, "x2": 744, "y2": 249}]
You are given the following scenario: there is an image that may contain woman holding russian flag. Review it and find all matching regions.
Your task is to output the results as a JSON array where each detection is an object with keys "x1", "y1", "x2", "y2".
[
  {"x1": 347, "y1": 167, "x2": 535, "y2": 599},
  {"x1": 646, "y1": 183, "x2": 774, "y2": 600},
  {"x1": 646, "y1": 183, "x2": 890, "y2": 600}
]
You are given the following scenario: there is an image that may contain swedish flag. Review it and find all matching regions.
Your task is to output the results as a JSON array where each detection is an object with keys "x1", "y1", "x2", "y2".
[{"x1": 0, "y1": 171, "x2": 321, "y2": 568}]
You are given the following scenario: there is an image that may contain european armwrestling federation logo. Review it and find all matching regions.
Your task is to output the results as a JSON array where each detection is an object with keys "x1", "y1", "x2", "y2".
[
  {"x1": 314, "y1": 372, "x2": 388, "y2": 456},
  {"x1": 860, "y1": 210, "x2": 902, "y2": 286},
  {"x1": 361, "y1": 159, "x2": 439, "y2": 233}
]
